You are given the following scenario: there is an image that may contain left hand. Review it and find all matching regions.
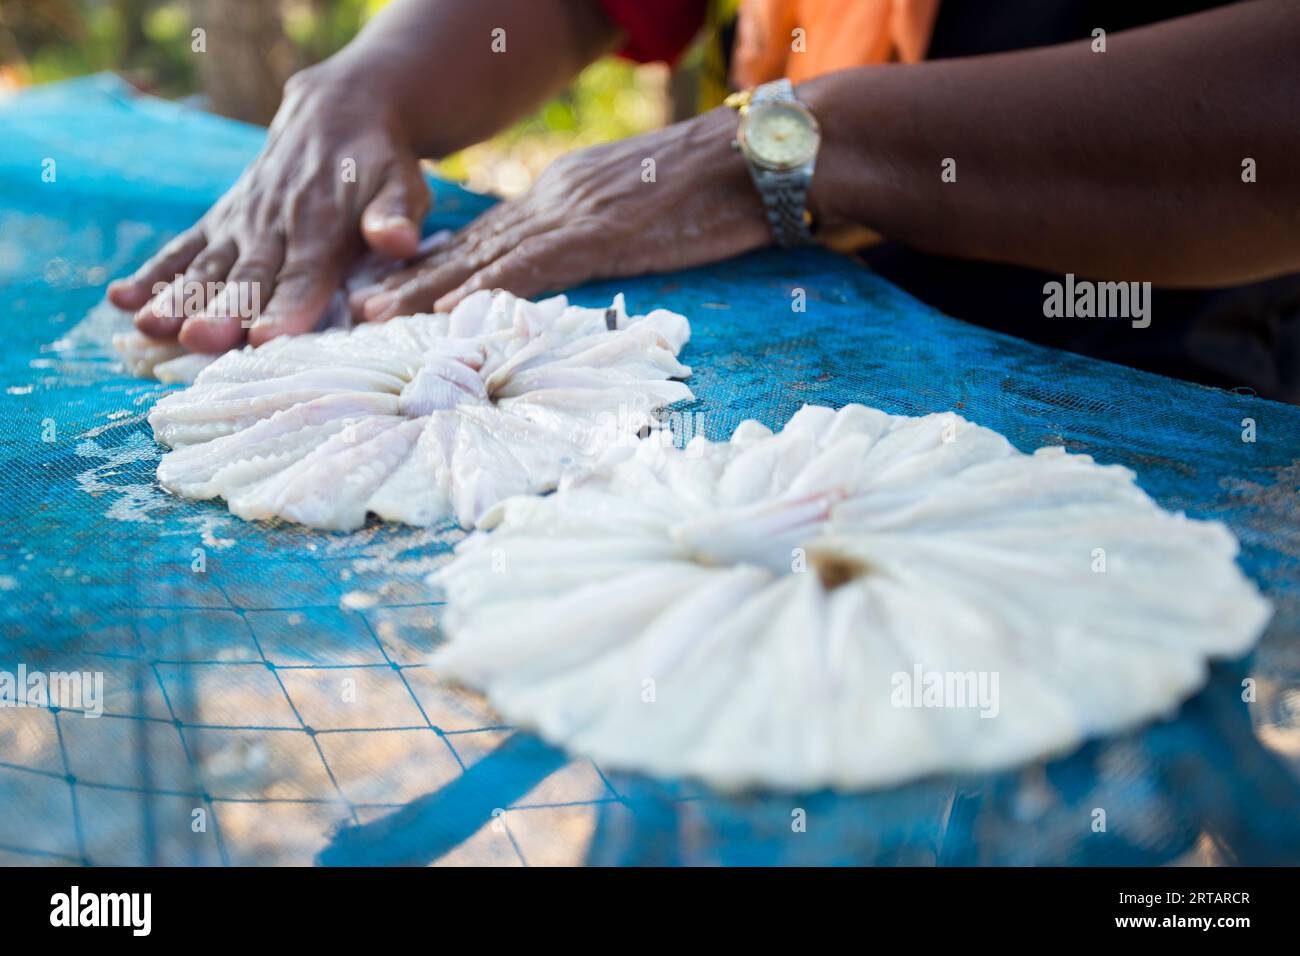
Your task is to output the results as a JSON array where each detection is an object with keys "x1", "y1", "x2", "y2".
[{"x1": 351, "y1": 107, "x2": 774, "y2": 320}]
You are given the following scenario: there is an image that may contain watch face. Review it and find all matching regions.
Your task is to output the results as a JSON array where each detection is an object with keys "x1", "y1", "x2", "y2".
[{"x1": 739, "y1": 101, "x2": 821, "y2": 171}]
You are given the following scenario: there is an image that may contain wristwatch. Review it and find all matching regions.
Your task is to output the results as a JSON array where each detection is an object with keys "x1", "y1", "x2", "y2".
[{"x1": 726, "y1": 78, "x2": 821, "y2": 247}]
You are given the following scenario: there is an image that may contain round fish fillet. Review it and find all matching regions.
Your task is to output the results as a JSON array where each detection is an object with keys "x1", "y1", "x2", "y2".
[
  {"x1": 147, "y1": 291, "x2": 693, "y2": 530},
  {"x1": 429, "y1": 403, "x2": 1272, "y2": 792}
]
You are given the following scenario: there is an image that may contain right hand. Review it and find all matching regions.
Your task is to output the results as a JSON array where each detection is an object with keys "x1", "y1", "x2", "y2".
[{"x1": 107, "y1": 64, "x2": 431, "y2": 354}]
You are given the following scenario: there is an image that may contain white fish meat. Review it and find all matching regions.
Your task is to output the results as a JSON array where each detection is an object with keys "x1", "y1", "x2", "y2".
[
  {"x1": 112, "y1": 330, "x2": 218, "y2": 384},
  {"x1": 430, "y1": 403, "x2": 1272, "y2": 792},
  {"x1": 147, "y1": 291, "x2": 693, "y2": 530}
]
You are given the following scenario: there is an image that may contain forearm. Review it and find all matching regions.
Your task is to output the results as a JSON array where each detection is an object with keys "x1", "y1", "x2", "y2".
[
  {"x1": 308, "y1": 0, "x2": 622, "y2": 158},
  {"x1": 803, "y1": 0, "x2": 1300, "y2": 287}
]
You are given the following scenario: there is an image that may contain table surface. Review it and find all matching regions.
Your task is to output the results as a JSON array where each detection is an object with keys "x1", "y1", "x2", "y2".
[{"x1": 0, "y1": 74, "x2": 1297, "y2": 866}]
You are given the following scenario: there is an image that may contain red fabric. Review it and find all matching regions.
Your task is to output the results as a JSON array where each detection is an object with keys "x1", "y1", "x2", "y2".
[{"x1": 596, "y1": 0, "x2": 709, "y2": 65}]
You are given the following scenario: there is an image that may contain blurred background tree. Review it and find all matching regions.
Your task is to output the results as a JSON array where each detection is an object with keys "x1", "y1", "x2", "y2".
[{"x1": 0, "y1": 0, "x2": 673, "y2": 195}]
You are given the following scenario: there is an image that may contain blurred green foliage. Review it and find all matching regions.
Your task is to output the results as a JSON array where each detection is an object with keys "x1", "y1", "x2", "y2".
[
  {"x1": 1, "y1": 1, "x2": 377, "y2": 92},
  {"x1": 2, "y1": 0, "x2": 667, "y2": 193}
]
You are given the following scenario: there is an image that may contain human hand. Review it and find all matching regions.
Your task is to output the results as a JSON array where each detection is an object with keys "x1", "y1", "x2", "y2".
[
  {"x1": 107, "y1": 64, "x2": 431, "y2": 353},
  {"x1": 351, "y1": 107, "x2": 772, "y2": 320}
]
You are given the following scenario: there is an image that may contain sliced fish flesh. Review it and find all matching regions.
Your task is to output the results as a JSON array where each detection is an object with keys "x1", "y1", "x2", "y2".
[
  {"x1": 430, "y1": 403, "x2": 1272, "y2": 792},
  {"x1": 148, "y1": 291, "x2": 693, "y2": 530}
]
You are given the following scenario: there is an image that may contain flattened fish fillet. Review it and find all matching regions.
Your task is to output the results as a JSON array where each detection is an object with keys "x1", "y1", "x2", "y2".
[
  {"x1": 148, "y1": 291, "x2": 693, "y2": 530},
  {"x1": 430, "y1": 404, "x2": 1272, "y2": 791}
]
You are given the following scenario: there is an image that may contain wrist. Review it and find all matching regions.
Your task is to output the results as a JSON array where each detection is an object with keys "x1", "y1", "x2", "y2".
[
  {"x1": 303, "y1": 41, "x2": 406, "y2": 97},
  {"x1": 793, "y1": 76, "x2": 843, "y2": 227},
  {"x1": 281, "y1": 55, "x2": 418, "y2": 151},
  {"x1": 725, "y1": 82, "x2": 824, "y2": 246},
  {"x1": 697, "y1": 105, "x2": 753, "y2": 179},
  {"x1": 696, "y1": 106, "x2": 774, "y2": 232},
  {"x1": 796, "y1": 71, "x2": 899, "y2": 246}
]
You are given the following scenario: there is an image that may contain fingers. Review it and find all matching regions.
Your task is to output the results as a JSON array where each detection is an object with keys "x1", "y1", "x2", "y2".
[
  {"x1": 436, "y1": 232, "x2": 594, "y2": 312},
  {"x1": 246, "y1": 255, "x2": 344, "y2": 347},
  {"x1": 133, "y1": 239, "x2": 238, "y2": 339},
  {"x1": 348, "y1": 264, "x2": 420, "y2": 320},
  {"x1": 363, "y1": 224, "x2": 536, "y2": 321},
  {"x1": 360, "y1": 159, "x2": 432, "y2": 260},
  {"x1": 108, "y1": 228, "x2": 207, "y2": 311},
  {"x1": 179, "y1": 242, "x2": 282, "y2": 354},
  {"x1": 354, "y1": 203, "x2": 543, "y2": 321}
]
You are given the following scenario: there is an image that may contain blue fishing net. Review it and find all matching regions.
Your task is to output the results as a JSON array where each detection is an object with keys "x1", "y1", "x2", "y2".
[{"x1": 1, "y1": 75, "x2": 1297, "y2": 866}]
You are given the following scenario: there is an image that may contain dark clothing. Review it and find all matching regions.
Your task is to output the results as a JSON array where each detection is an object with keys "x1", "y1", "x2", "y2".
[{"x1": 866, "y1": 0, "x2": 1300, "y2": 402}]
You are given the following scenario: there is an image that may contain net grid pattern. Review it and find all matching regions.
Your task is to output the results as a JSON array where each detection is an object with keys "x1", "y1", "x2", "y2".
[{"x1": 1, "y1": 75, "x2": 1297, "y2": 867}]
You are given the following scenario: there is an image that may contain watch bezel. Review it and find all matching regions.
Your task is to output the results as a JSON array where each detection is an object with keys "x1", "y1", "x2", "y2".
[{"x1": 736, "y1": 100, "x2": 822, "y2": 172}]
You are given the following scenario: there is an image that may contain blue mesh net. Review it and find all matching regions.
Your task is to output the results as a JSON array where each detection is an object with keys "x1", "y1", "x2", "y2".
[{"x1": 1, "y1": 75, "x2": 1297, "y2": 866}]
